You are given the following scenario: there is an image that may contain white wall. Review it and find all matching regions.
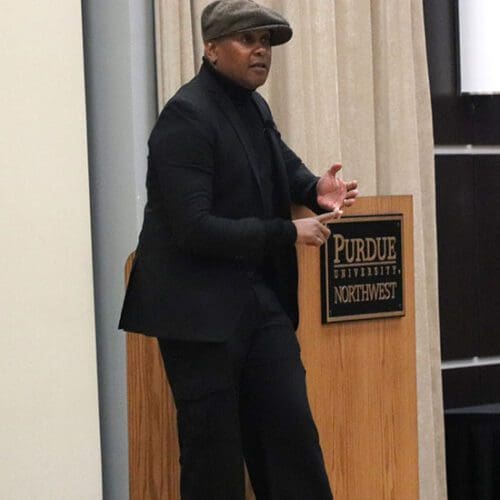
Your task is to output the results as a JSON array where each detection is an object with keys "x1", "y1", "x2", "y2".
[{"x1": 0, "y1": 1, "x2": 102, "y2": 498}]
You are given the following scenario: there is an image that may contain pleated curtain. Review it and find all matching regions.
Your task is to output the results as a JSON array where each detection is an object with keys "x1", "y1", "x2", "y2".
[{"x1": 154, "y1": 1, "x2": 446, "y2": 498}]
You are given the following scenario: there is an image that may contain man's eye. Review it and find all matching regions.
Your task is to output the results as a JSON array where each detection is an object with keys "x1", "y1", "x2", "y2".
[{"x1": 239, "y1": 33, "x2": 270, "y2": 47}]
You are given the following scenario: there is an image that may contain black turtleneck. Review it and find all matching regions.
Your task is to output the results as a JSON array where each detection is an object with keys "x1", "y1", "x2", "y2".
[{"x1": 204, "y1": 59, "x2": 275, "y2": 218}]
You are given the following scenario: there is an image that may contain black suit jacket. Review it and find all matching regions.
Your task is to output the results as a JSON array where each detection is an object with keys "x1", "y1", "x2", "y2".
[{"x1": 119, "y1": 62, "x2": 323, "y2": 341}]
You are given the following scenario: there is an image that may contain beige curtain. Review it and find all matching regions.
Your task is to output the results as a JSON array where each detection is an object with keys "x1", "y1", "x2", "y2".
[{"x1": 154, "y1": 1, "x2": 446, "y2": 498}]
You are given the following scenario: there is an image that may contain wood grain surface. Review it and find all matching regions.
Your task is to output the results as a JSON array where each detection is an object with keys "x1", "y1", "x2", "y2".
[
  {"x1": 126, "y1": 195, "x2": 419, "y2": 499},
  {"x1": 125, "y1": 254, "x2": 180, "y2": 500},
  {"x1": 294, "y1": 195, "x2": 419, "y2": 499}
]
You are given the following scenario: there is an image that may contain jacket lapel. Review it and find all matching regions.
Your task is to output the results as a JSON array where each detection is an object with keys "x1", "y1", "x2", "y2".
[
  {"x1": 198, "y1": 65, "x2": 265, "y2": 202},
  {"x1": 252, "y1": 94, "x2": 292, "y2": 219},
  {"x1": 210, "y1": 89, "x2": 265, "y2": 201}
]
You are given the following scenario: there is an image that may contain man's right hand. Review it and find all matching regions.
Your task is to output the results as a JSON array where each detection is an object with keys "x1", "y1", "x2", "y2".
[{"x1": 292, "y1": 211, "x2": 341, "y2": 247}]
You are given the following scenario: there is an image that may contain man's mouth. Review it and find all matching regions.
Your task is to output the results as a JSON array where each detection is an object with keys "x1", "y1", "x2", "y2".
[{"x1": 250, "y1": 63, "x2": 267, "y2": 70}]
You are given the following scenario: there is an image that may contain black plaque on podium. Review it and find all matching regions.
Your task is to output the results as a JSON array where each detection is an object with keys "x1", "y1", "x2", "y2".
[{"x1": 321, "y1": 214, "x2": 405, "y2": 323}]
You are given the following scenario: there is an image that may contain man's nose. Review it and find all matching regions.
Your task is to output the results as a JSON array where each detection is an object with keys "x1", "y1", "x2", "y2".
[{"x1": 254, "y1": 44, "x2": 269, "y2": 55}]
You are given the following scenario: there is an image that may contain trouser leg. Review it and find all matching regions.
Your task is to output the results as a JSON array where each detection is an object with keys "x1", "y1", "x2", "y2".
[
  {"x1": 240, "y1": 352, "x2": 333, "y2": 499},
  {"x1": 157, "y1": 282, "x2": 333, "y2": 500},
  {"x1": 158, "y1": 339, "x2": 245, "y2": 500},
  {"x1": 240, "y1": 283, "x2": 333, "y2": 500}
]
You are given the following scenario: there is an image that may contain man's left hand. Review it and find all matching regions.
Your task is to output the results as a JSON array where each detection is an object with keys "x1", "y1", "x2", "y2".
[{"x1": 316, "y1": 163, "x2": 358, "y2": 212}]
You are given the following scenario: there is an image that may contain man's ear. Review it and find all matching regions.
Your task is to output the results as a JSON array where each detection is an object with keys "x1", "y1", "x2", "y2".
[{"x1": 204, "y1": 41, "x2": 218, "y2": 65}]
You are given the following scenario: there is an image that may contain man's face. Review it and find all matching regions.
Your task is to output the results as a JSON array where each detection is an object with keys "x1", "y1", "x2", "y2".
[{"x1": 205, "y1": 29, "x2": 272, "y2": 90}]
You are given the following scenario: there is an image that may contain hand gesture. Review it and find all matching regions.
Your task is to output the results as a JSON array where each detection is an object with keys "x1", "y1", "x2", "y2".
[
  {"x1": 293, "y1": 211, "x2": 341, "y2": 247},
  {"x1": 316, "y1": 163, "x2": 358, "y2": 212}
]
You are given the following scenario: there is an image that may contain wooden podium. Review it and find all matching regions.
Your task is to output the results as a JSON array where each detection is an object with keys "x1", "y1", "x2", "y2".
[{"x1": 126, "y1": 195, "x2": 419, "y2": 499}]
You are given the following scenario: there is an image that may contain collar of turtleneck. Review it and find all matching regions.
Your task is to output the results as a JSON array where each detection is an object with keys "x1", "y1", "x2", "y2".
[{"x1": 202, "y1": 57, "x2": 254, "y2": 103}]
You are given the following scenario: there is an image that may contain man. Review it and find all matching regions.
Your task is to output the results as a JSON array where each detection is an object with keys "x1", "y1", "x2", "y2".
[{"x1": 119, "y1": 1, "x2": 358, "y2": 498}]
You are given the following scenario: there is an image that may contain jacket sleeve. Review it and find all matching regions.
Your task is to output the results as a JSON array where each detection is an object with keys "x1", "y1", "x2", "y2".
[{"x1": 150, "y1": 98, "x2": 297, "y2": 261}]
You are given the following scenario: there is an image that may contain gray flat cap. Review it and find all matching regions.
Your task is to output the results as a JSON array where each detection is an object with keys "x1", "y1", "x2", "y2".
[{"x1": 202, "y1": 0, "x2": 293, "y2": 46}]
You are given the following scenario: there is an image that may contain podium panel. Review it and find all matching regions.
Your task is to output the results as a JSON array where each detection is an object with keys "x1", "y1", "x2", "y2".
[
  {"x1": 126, "y1": 195, "x2": 418, "y2": 499},
  {"x1": 295, "y1": 195, "x2": 418, "y2": 499}
]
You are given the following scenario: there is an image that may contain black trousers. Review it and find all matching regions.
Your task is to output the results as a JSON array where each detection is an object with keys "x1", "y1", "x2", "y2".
[{"x1": 158, "y1": 282, "x2": 333, "y2": 500}]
